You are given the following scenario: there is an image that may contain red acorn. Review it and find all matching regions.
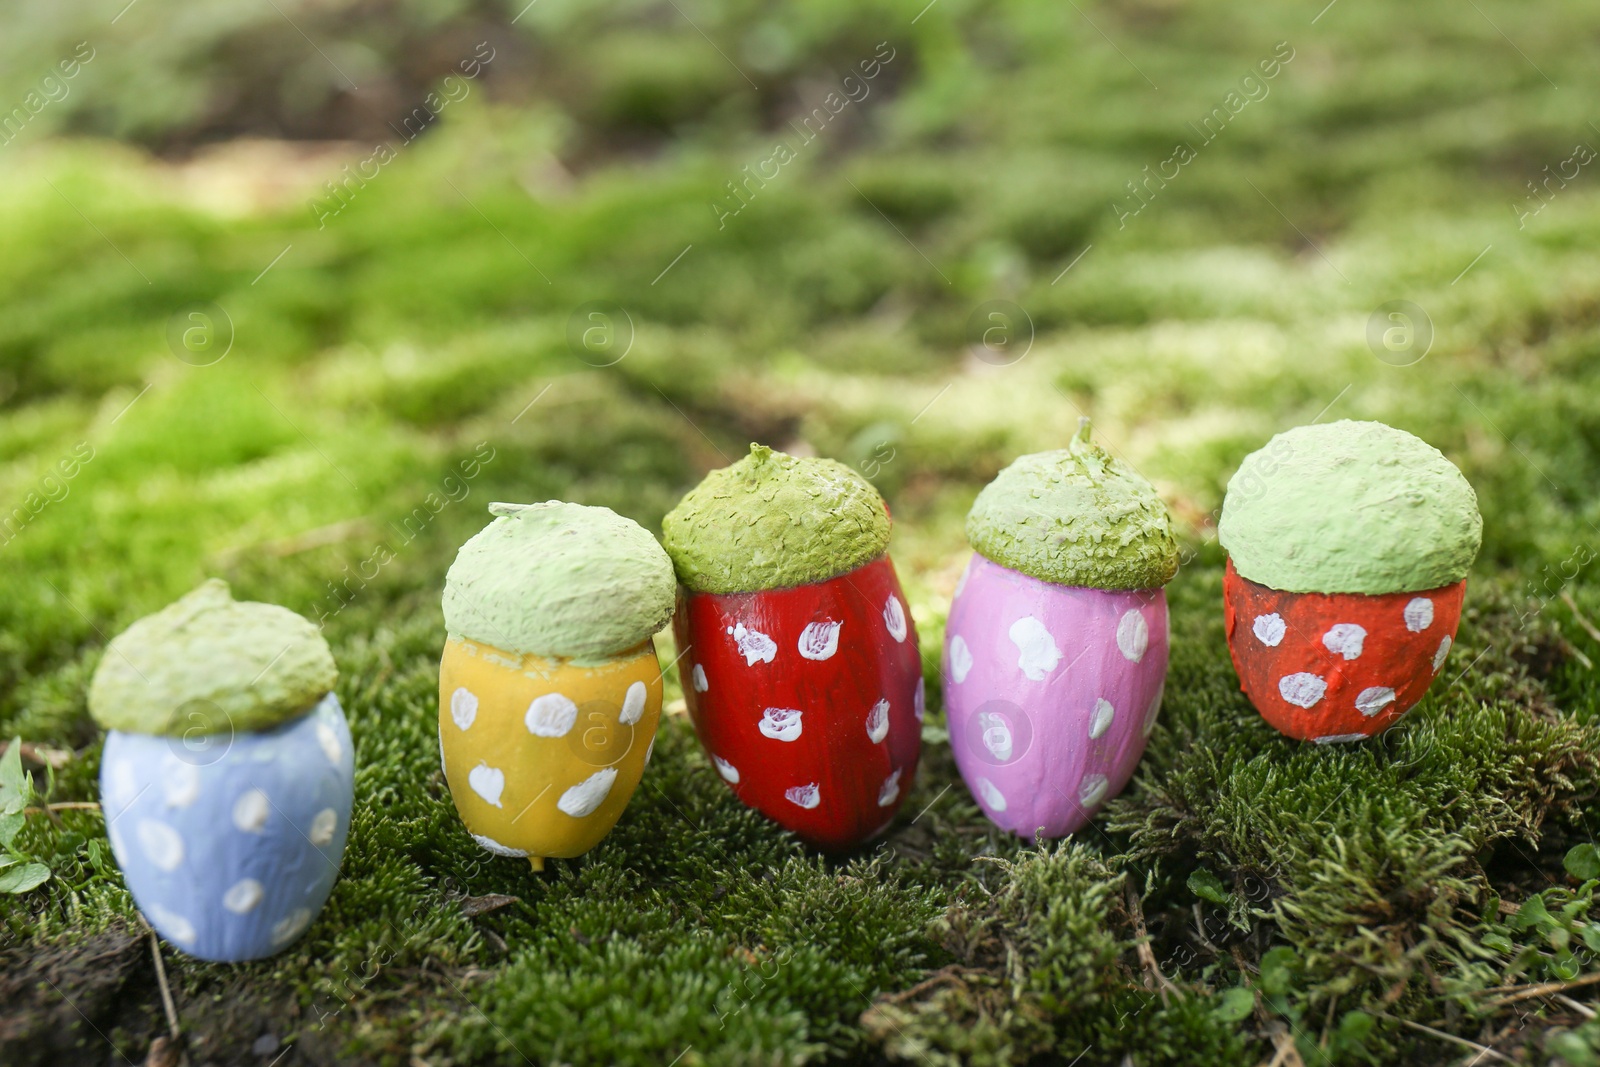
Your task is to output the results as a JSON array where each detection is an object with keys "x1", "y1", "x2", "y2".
[
  {"x1": 662, "y1": 445, "x2": 923, "y2": 848},
  {"x1": 1218, "y1": 421, "x2": 1482, "y2": 743}
]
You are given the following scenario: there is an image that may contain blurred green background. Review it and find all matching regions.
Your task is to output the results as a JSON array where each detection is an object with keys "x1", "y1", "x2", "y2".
[{"x1": 3, "y1": 1, "x2": 1600, "y2": 1064}]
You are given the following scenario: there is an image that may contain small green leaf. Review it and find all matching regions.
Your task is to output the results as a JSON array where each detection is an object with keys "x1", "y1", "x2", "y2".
[
  {"x1": 1214, "y1": 986, "x2": 1254, "y2": 1021},
  {"x1": 1512, "y1": 894, "x2": 1554, "y2": 932},
  {"x1": 1567, "y1": 844, "x2": 1600, "y2": 882},
  {"x1": 1188, "y1": 867, "x2": 1230, "y2": 905},
  {"x1": 1582, "y1": 924, "x2": 1600, "y2": 953},
  {"x1": 1336, "y1": 1010, "x2": 1374, "y2": 1045},
  {"x1": 0, "y1": 739, "x2": 27, "y2": 816},
  {"x1": 0, "y1": 862, "x2": 50, "y2": 894},
  {"x1": 1549, "y1": 1030, "x2": 1598, "y2": 1067},
  {"x1": 1259, "y1": 946, "x2": 1299, "y2": 996},
  {"x1": 0, "y1": 811, "x2": 22, "y2": 850},
  {"x1": 1483, "y1": 932, "x2": 1515, "y2": 953}
]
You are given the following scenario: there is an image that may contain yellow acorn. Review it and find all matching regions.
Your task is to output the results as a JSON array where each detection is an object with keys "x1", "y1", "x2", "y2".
[{"x1": 438, "y1": 501, "x2": 676, "y2": 870}]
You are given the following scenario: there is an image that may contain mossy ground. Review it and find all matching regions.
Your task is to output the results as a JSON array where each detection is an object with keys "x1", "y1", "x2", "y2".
[{"x1": 3, "y1": 1, "x2": 1600, "y2": 1064}]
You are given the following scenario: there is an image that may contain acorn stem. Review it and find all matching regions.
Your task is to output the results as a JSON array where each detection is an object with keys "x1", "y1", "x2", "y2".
[
  {"x1": 528, "y1": 855, "x2": 546, "y2": 872},
  {"x1": 1072, "y1": 416, "x2": 1092, "y2": 446}
]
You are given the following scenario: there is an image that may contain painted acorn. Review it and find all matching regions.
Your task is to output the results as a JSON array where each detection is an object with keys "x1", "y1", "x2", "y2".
[
  {"x1": 439, "y1": 501, "x2": 674, "y2": 870},
  {"x1": 1218, "y1": 420, "x2": 1482, "y2": 743},
  {"x1": 662, "y1": 444, "x2": 922, "y2": 850},
  {"x1": 943, "y1": 420, "x2": 1177, "y2": 838},
  {"x1": 90, "y1": 580, "x2": 353, "y2": 962}
]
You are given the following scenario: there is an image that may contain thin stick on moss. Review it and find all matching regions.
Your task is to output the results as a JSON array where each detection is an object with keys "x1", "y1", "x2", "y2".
[
  {"x1": 1125, "y1": 881, "x2": 1178, "y2": 1002},
  {"x1": 1561, "y1": 591, "x2": 1600, "y2": 648},
  {"x1": 1479, "y1": 970, "x2": 1600, "y2": 1009},
  {"x1": 147, "y1": 925, "x2": 181, "y2": 1041},
  {"x1": 1371, "y1": 1013, "x2": 1514, "y2": 1065},
  {"x1": 1554, "y1": 993, "x2": 1597, "y2": 1020}
]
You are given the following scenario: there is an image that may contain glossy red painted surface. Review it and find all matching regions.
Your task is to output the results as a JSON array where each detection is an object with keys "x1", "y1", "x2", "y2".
[
  {"x1": 1223, "y1": 559, "x2": 1466, "y2": 742},
  {"x1": 674, "y1": 555, "x2": 923, "y2": 849}
]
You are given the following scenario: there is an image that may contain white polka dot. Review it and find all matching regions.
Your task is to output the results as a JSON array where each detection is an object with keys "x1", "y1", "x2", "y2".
[
  {"x1": 1252, "y1": 614, "x2": 1287, "y2": 647},
  {"x1": 232, "y1": 789, "x2": 271, "y2": 833},
  {"x1": 914, "y1": 677, "x2": 926, "y2": 721},
  {"x1": 1278, "y1": 673, "x2": 1327, "y2": 709},
  {"x1": 758, "y1": 706, "x2": 804, "y2": 742},
  {"x1": 798, "y1": 620, "x2": 842, "y2": 661},
  {"x1": 1143, "y1": 681, "x2": 1165, "y2": 738},
  {"x1": 975, "y1": 777, "x2": 1007, "y2": 812},
  {"x1": 1404, "y1": 597, "x2": 1434, "y2": 632},
  {"x1": 450, "y1": 687, "x2": 478, "y2": 730},
  {"x1": 878, "y1": 768, "x2": 902, "y2": 807},
  {"x1": 713, "y1": 755, "x2": 740, "y2": 784},
  {"x1": 866, "y1": 699, "x2": 890, "y2": 744},
  {"x1": 731, "y1": 623, "x2": 778, "y2": 665},
  {"x1": 978, "y1": 711, "x2": 1013, "y2": 761},
  {"x1": 1009, "y1": 616, "x2": 1062, "y2": 681},
  {"x1": 884, "y1": 596, "x2": 908, "y2": 643},
  {"x1": 272, "y1": 907, "x2": 311, "y2": 946},
  {"x1": 1117, "y1": 610, "x2": 1150, "y2": 663},
  {"x1": 691, "y1": 664, "x2": 709, "y2": 692},
  {"x1": 107, "y1": 760, "x2": 140, "y2": 808},
  {"x1": 468, "y1": 763, "x2": 505, "y2": 808},
  {"x1": 525, "y1": 693, "x2": 578, "y2": 737},
  {"x1": 620, "y1": 681, "x2": 647, "y2": 725},
  {"x1": 316, "y1": 721, "x2": 343, "y2": 767},
  {"x1": 1354, "y1": 686, "x2": 1396, "y2": 717},
  {"x1": 1313, "y1": 733, "x2": 1368, "y2": 745},
  {"x1": 1433, "y1": 636, "x2": 1453, "y2": 671},
  {"x1": 558, "y1": 768, "x2": 617, "y2": 817},
  {"x1": 784, "y1": 782, "x2": 821, "y2": 810},
  {"x1": 1089, "y1": 699, "x2": 1115, "y2": 740},
  {"x1": 136, "y1": 819, "x2": 185, "y2": 871},
  {"x1": 162, "y1": 760, "x2": 200, "y2": 809},
  {"x1": 472, "y1": 833, "x2": 528, "y2": 857},
  {"x1": 1322, "y1": 623, "x2": 1366, "y2": 661},
  {"x1": 1079, "y1": 774, "x2": 1109, "y2": 808},
  {"x1": 948, "y1": 635, "x2": 973, "y2": 684},
  {"x1": 147, "y1": 904, "x2": 196, "y2": 945},
  {"x1": 309, "y1": 807, "x2": 338, "y2": 847},
  {"x1": 223, "y1": 878, "x2": 264, "y2": 914}
]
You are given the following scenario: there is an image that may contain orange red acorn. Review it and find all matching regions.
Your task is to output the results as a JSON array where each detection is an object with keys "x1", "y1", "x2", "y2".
[{"x1": 1218, "y1": 421, "x2": 1482, "y2": 742}]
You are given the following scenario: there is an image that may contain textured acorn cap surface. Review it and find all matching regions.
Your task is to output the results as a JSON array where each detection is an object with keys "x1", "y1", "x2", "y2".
[
  {"x1": 661, "y1": 444, "x2": 891, "y2": 594},
  {"x1": 966, "y1": 420, "x2": 1179, "y2": 590},
  {"x1": 88, "y1": 579, "x2": 337, "y2": 737},
  {"x1": 443, "y1": 501, "x2": 676, "y2": 660},
  {"x1": 1218, "y1": 419, "x2": 1482, "y2": 594}
]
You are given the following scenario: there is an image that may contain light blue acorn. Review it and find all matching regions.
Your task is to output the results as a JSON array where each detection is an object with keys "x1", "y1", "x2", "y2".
[{"x1": 89, "y1": 580, "x2": 353, "y2": 962}]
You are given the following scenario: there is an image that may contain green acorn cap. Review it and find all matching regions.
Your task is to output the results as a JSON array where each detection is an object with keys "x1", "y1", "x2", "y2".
[
  {"x1": 1218, "y1": 419, "x2": 1482, "y2": 594},
  {"x1": 661, "y1": 444, "x2": 891, "y2": 594},
  {"x1": 443, "y1": 501, "x2": 675, "y2": 661},
  {"x1": 966, "y1": 419, "x2": 1179, "y2": 590},
  {"x1": 88, "y1": 579, "x2": 337, "y2": 737}
]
